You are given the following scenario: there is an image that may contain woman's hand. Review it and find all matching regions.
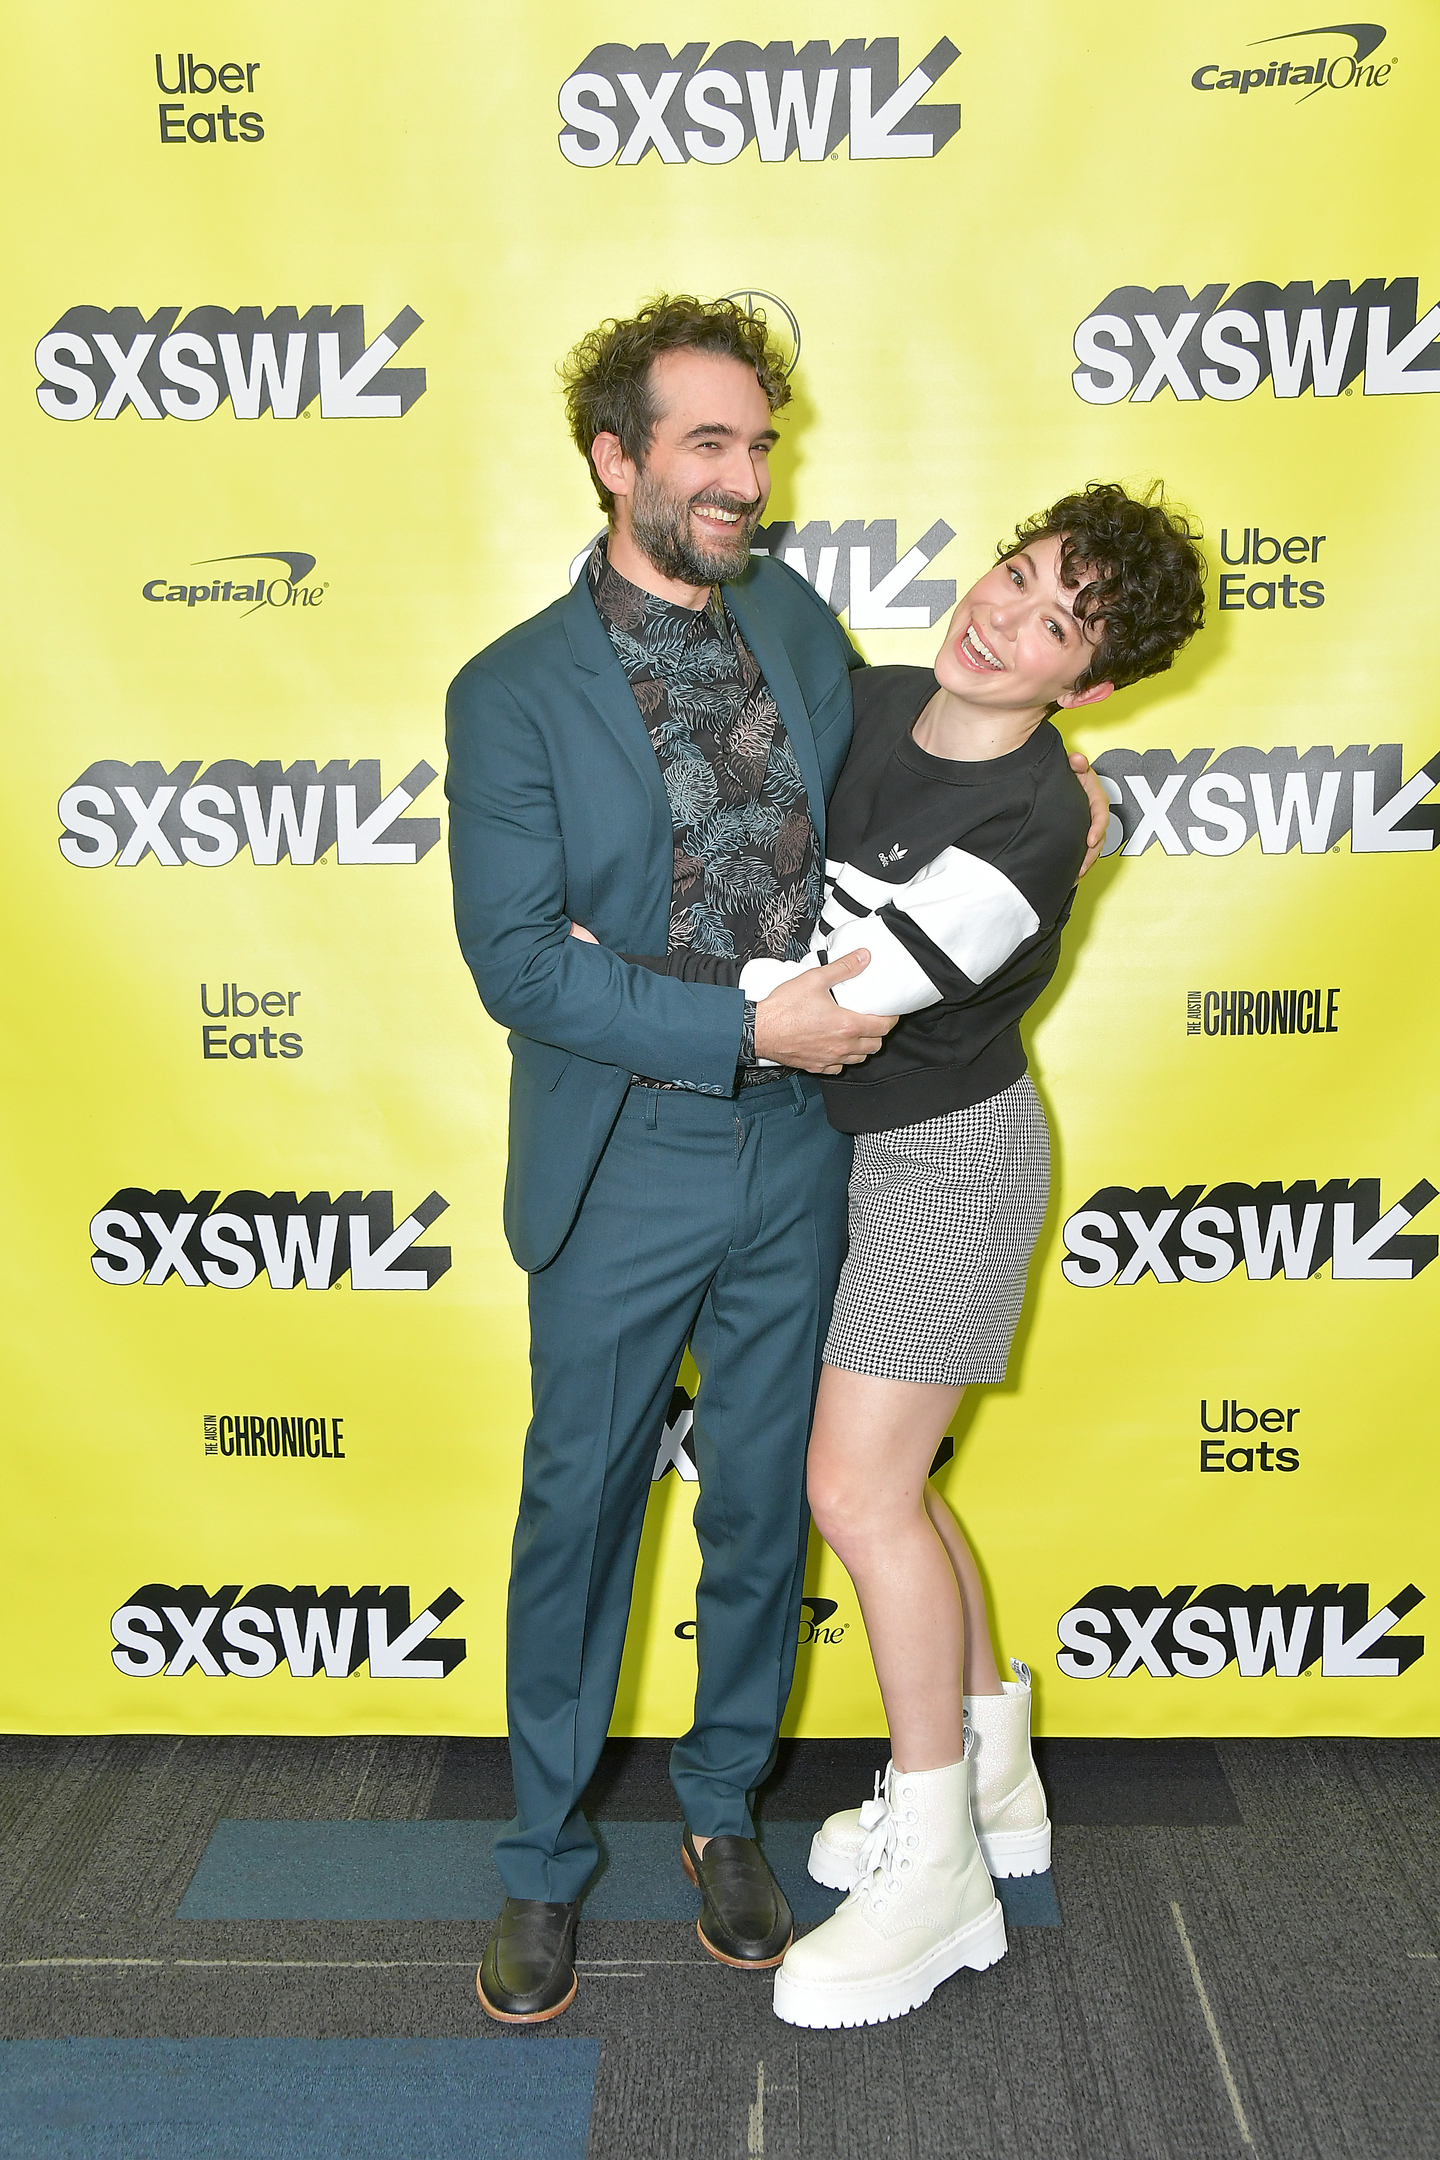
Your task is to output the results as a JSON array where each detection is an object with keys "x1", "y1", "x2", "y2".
[
  {"x1": 1067, "y1": 752, "x2": 1114, "y2": 876},
  {"x1": 568, "y1": 923, "x2": 599, "y2": 943}
]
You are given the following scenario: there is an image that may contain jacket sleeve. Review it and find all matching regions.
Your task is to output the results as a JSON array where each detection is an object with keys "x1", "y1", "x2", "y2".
[
  {"x1": 445, "y1": 663, "x2": 745, "y2": 1087},
  {"x1": 621, "y1": 951, "x2": 744, "y2": 987}
]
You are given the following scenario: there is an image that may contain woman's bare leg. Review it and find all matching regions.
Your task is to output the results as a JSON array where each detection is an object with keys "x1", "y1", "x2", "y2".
[
  {"x1": 923, "y1": 1483, "x2": 1003, "y2": 1695},
  {"x1": 806, "y1": 1364, "x2": 969, "y2": 1773}
]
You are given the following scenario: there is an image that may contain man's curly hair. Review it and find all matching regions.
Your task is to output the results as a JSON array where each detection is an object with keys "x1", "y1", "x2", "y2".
[
  {"x1": 1001, "y1": 482, "x2": 1206, "y2": 693},
  {"x1": 562, "y1": 295, "x2": 792, "y2": 515}
]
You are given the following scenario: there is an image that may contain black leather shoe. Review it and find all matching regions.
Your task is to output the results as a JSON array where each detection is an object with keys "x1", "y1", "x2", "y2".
[
  {"x1": 477, "y1": 1897, "x2": 579, "y2": 2022},
  {"x1": 682, "y1": 1830, "x2": 793, "y2": 1968}
]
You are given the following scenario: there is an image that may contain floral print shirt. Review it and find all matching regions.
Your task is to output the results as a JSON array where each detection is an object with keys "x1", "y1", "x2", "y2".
[{"x1": 587, "y1": 543, "x2": 824, "y2": 972}]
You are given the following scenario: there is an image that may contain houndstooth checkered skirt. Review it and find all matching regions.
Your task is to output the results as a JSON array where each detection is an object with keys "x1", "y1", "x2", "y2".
[{"x1": 824, "y1": 1075, "x2": 1050, "y2": 1387}]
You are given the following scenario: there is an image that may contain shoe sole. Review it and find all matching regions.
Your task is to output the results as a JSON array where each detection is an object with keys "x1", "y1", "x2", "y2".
[
  {"x1": 682, "y1": 1846, "x2": 793, "y2": 1970},
  {"x1": 772, "y1": 1896, "x2": 1008, "y2": 2030},
  {"x1": 980, "y1": 1817, "x2": 1052, "y2": 1879},
  {"x1": 476, "y1": 1969, "x2": 578, "y2": 2024},
  {"x1": 807, "y1": 1816, "x2": 1052, "y2": 1890}
]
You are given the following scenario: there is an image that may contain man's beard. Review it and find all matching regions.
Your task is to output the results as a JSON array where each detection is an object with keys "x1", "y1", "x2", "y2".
[{"x1": 629, "y1": 466, "x2": 760, "y2": 586}]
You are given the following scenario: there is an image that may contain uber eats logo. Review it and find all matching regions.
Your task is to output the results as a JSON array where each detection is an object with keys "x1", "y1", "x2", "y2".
[
  {"x1": 1072, "y1": 277, "x2": 1438, "y2": 403},
  {"x1": 1060, "y1": 1178, "x2": 1437, "y2": 1288},
  {"x1": 1092, "y1": 744, "x2": 1439, "y2": 858},
  {"x1": 34, "y1": 305, "x2": 425, "y2": 421},
  {"x1": 111, "y1": 1585, "x2": 465, "y2": 1679},
  {"x1": 57, "y1": 759, "x2": 440, "y2": 868},
  {"x1": 89, "y1": 1190, "x2": 452, "y2": 1291},
  {"x1": 155, "y1": 50, "x2": 265, "y2": 144},
  {"x1": 1057, "y1": 1583, "x2": 1423, "y2": 1681},
  {"x1": 557, "y1": 37, "x2": 959, "y2": 166}
]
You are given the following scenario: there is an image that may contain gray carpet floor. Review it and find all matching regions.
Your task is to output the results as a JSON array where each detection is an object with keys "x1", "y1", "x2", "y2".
[{"x1": 1, "y1": 1733, "x2": 1437, "y2": 2158}]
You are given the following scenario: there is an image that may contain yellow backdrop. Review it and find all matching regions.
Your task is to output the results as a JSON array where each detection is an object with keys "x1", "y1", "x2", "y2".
[{"x1": 4, "y1": 2, "x2": 1436, "y2": 1738}]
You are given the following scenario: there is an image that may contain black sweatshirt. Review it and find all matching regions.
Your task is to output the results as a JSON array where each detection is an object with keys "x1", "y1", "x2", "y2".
[{"x1": 625, "y1": 664, "x2": 1091, "y2": 1135}]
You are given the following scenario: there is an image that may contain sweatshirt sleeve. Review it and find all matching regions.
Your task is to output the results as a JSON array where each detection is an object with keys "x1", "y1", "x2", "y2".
[
  {"x1": 821, "y1": 763, "x2": 1089, "y2": 1013},
  {"x1": 620, "y1": 951, "x2": 743, "y2": 987}
]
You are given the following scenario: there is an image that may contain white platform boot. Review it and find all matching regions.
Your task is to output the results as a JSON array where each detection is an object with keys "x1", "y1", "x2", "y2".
[
  {"x1": 808, "y1": 1660, "x2": 1051, "y2": 1889},
  {"x1": 774, "y1": 1747, "x2": 1006, "y2": 2029}
]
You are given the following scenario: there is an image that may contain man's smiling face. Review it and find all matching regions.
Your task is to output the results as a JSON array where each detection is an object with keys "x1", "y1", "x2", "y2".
[
  {"x1": 601, "y1": 348, "x2": 777, "y2": 587},
  {"x1": 934, "y1": 535, "x2": 1113, "y2": 714}
]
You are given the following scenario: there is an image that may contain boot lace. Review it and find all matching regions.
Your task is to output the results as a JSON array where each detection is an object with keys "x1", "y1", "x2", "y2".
[{"x1": 855, "y1": 1764, "x2": 901, "y2": 1906}]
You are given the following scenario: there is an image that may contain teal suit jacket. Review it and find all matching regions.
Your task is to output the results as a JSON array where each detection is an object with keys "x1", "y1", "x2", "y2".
[{"x1": 445, "y1": 554, "x2": 861, "y2": 1271}]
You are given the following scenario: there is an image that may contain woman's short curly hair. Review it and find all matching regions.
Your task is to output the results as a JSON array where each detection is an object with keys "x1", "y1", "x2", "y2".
[
  {"x1": 1002, "y1": 482, "x2": 1207, "y2": 693},
  {"x1": 562, "y1": 294, "x2": 793, "y2": 514}
]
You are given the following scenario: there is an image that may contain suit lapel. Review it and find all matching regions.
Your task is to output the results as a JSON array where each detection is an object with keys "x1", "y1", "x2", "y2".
[
  {"x1": 723, "y1": 575, "x2": 828, "y2": 850},
  {"x1": 562, "y1": 573, "x2": 671, "y2": 859}
]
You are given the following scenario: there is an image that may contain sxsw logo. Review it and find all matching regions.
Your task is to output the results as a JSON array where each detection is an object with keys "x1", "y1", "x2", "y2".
[
  {"x1": 1057, "y1": 1582, "x2": 1423, "y2": 1680},
  {"x1": 757, "y1": 517, "x2": 956, "y2": 628},
  {"x1": 1072, "y1": 277, "x2": 1438, "y2": 403},
  {"x1": 1092, "y1": 745, "x2": 1439, "y2": 858},
  {"x1": 557, "y1": 37, "x2": 959, "y2": 166},
  {"x1": 89, "y1": 1190, "x2": 452, "y2": 1291},
  {"x1": 111, "y1": 1584, "x2": 465, "y2": 1678},
  {"x1": 1190, "y1": 22, "x2": 1393, "y2": 104},
  {"x1": 57, "y1": 759, "x2": 440, "y2": 868},
  {"x1": 1060, "y1": 1178, "x2": 1437, "y2": 1288},
  {"x1": 653, "y1": 1385, "x2": 698, "y2": 1482},
  {"x1": 571, "y1": 518, "x2": 957, "y2": 629},
  {"x1": 34, "y1": 305, "x2": 425, "y2": 421}
]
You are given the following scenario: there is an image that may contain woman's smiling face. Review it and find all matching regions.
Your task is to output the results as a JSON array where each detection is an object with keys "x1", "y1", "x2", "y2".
[{"x1": 934, "y1": 534, "x2": 1113, "y2": 714}]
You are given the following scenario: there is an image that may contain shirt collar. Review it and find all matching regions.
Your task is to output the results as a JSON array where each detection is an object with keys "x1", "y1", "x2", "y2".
[{"x1": 587, "y1": 538, "x2": 728, "y2": 647}]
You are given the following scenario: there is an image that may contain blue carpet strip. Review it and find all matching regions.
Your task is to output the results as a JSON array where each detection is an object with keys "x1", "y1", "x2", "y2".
[
  {"x1": 177, "y1": 1821, "x2": 1060, "y2": 1927},
  {"x1": 0, "y1": 2038, "x2": 599, "y2": 2160}
]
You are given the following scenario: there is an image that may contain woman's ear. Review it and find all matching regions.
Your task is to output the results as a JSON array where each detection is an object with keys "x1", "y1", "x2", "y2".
[{"x1": 1055, "y1": 678, "x2": 1115, "y2": 712}]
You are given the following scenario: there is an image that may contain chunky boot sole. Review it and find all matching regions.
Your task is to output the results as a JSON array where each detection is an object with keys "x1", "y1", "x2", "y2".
[
  {"x1": 773, "y1": 1896, "x2": 1008, "y2": 2029},
  {"x1": 808, "y1": 1815, "x2": 1051, "y2": 1891},
  {"x1": 806, "y1": 1831, "x2": 860, "y2": 1892},
  {"x1": 981, "y1": 1816, "x2": 1051, "y2": 1879},
  {"x1": 476, "y1": 1969, "x2": 578, "y2": 2023}
]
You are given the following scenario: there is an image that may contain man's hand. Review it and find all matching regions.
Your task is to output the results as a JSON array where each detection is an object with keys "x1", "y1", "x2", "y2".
[
  {"x1": 1067, "y1": 751, "x2": 1113, "y2": 877},
  {"x1": 754, "y1": 951, "x2": 898, "y2": 1074},
  {"x1": 569, "y1": 922, "x2": 599, "y2": 943}
]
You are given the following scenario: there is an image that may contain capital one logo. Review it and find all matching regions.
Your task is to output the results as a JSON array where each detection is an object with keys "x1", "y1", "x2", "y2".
[
  {"x1": 1072, "y1": 278, "x2": 1438, "y2": 403},
  {"x1": 35, "y1": 305, "x2": 425, "y2": 421},
  {"x1": 89, "y1": 1190, "x2": 452, "y2": 1291},
  {"x1": 1057, "y1": 1582, "x2": 1422, "y2": 1680},
  {"x1": 141, "y1": 550, "x2": 323, "y2": 616},
  {"x1": 558, "y1": 38, "x2": 959, "y2": 166},
  {"x1": 1060, "y1": 1178, "x2": 1437, "y2": 1288},
  {"x1": 111, "y1": 1584, "x2": 465, "y2": 1678},
  {"x1": 57, "y1": 759, "x2": 440, "y2": 867},
  {"x1": 1191, "y1": 21, "x2": 1393, "y2": 104},
  {"x1": 1093, "y1": 745, "x2": 1439, "y2": 857}
]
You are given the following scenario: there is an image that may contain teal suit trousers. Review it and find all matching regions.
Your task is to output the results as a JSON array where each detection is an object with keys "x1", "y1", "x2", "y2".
[{"x1": 496, "y1": 1072, "x2": 850, "y2": 1903}]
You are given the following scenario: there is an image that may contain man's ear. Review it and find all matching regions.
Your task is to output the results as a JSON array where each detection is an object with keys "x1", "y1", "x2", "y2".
[
  {"x1": 591, "y1": 431, "x2": 635, "y2": 502},
  {"x1": 1055, "y1": 678, "x2": 1115, "y2": 713}
]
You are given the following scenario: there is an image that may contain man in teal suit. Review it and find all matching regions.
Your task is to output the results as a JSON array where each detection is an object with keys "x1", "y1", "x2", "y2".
[
  {"x1": 447, "y1": 297, "x2": 1106, "y2": 2022},
  {"x1": 447, "y1": 296, "x2": 896, "y2": 2022}
]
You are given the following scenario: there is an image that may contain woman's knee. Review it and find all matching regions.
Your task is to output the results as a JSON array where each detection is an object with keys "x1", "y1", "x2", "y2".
[
  {"x1": 807, "y1": 1453, "x2": 909, "y2": 1560},
  {"x1": 806, "y1": 1453, "x2": 864, "y2": 1553}
]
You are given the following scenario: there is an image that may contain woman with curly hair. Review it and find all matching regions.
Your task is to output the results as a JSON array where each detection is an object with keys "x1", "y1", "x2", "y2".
[{"x1": 605, "y1": 481, "x2": 1206, "y2": 2027}]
